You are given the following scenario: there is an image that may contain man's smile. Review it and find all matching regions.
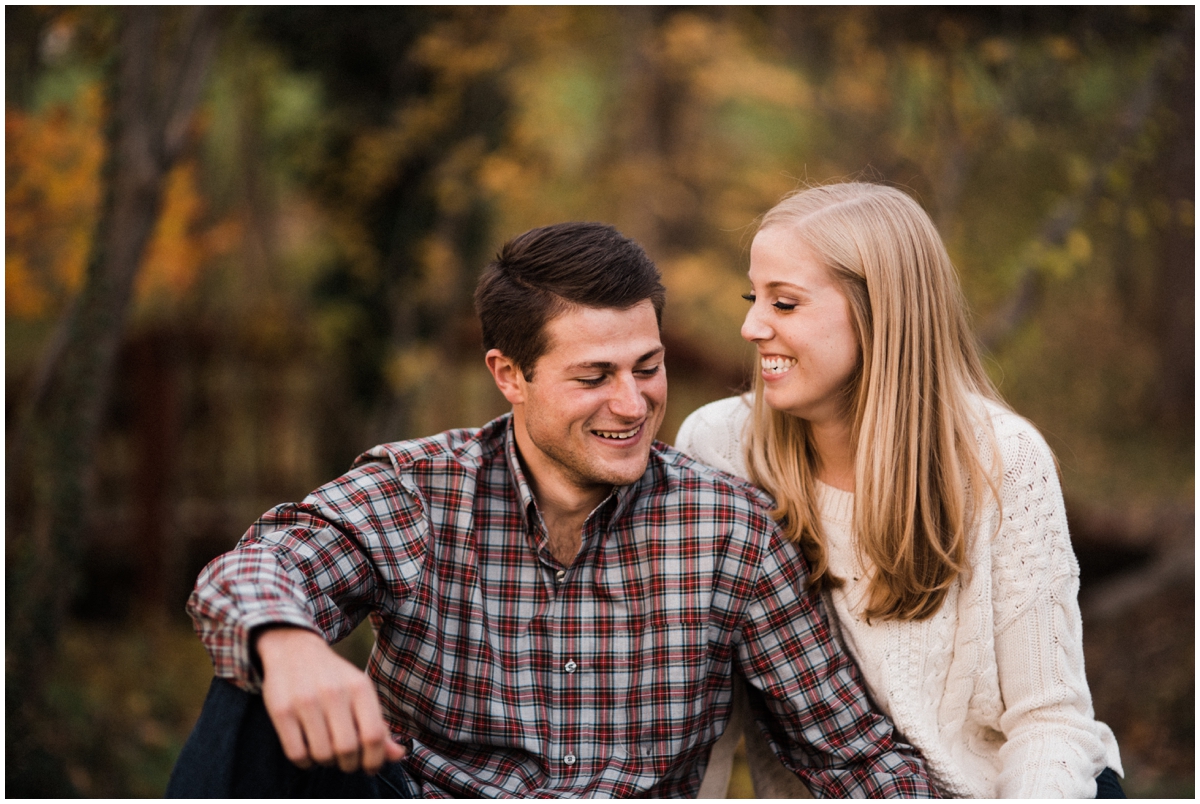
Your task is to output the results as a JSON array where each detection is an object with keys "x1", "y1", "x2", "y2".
[{"x1": 592, "y1": 424, "x2": 643, "y2": 441}]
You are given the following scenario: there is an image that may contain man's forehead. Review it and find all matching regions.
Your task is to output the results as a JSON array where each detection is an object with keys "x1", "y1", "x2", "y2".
[{"x1": 539, "y1": 302, "x2": 663, "y2": 368}]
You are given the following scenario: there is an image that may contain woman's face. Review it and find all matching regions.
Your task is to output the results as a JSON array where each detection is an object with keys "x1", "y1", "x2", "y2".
[{"x1": 741, "y1": 225, "x2": 861, "y2": 428}]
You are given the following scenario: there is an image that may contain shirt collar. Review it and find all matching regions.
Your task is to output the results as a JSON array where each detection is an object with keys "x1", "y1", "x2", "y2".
[
  {"x1": 500, "y1": 414, "x2": 645, "y2": 536},
  {"x1": 500, "y1": 415, "x2": 541, "y2": 532}
]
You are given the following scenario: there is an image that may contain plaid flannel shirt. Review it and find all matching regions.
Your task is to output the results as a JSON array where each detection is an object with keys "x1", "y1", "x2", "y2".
[{"x1": 188, "y1": 414, "x2": 932, "y2": 798}]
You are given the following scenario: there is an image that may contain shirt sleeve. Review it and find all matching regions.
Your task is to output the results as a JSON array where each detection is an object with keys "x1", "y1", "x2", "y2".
[
  {"x1": 990, "y1": 421, "x2": 1114, "y2": 797},
  {"x1": 186, "y1": 458, "x2": 430, "y2": 692},
  {"x1": 735, "y1": 529, "x2": 935, "y2": 798}
]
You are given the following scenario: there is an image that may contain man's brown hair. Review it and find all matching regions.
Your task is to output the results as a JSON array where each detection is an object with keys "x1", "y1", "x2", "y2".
[{"x1": 474, "y1": 222, "x2": 665, "y2": 379}]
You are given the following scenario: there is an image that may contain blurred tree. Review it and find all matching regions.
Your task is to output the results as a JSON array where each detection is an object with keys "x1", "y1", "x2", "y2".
[
  {"x1": 6, "y1": 7, "x2": 223, "y2": 795},
  {"x1": 252, "y1": 7, "x2": 510, "y2": 469},
  {"x1": 3, "y1": 5, "x2": 1191, "y2": 795}
]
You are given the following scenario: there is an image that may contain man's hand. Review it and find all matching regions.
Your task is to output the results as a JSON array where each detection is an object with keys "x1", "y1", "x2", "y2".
[{"x1": 255, "y1": 626, "x2": 408, "y2": 775}]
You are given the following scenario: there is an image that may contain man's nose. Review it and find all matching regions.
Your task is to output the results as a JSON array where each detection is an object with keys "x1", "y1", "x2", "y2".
[{"x1": 609, "y1": 374, "x2": 648, "y2": 420}]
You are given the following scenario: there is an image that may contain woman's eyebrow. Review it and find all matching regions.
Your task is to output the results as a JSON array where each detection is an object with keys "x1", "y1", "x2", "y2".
[{"x1": 762, "y1": 280, "x2": 809, "y2": 294}]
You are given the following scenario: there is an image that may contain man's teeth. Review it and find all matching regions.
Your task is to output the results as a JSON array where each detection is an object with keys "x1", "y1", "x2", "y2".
[
  {"x1": 761, "y1": 356, "x2": 797, "y2": 374},
  {"x1": 595, "y1": 427, "x2": 640, "y2": 440}
]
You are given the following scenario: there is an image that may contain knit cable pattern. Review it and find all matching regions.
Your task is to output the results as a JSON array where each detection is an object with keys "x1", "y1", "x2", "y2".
[{"x1": 676, "y1": 395, "x2": 1122, "y2": 798}]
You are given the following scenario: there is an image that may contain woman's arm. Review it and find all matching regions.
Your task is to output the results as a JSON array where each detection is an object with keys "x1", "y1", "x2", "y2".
[{"x1": 990, "y1": 417, "x2": 1116, "y2": 797}]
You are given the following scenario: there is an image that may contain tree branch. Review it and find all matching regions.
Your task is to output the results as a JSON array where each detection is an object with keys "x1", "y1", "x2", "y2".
[{"x1": 160, "y1": 7, "x2": 223, "y2": 162}]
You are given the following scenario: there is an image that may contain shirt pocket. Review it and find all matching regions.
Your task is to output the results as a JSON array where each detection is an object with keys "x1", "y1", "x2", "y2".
[{"x1": 626, "y1": 612, "x2": 711, "y2": 767}]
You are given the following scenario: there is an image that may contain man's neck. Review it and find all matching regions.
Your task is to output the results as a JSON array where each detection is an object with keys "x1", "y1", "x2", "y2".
[
  {"x1": 510, "y1": 419, "x2": 610, "y2": 567},
  {"x1": 529, "y1": 478, "x2": 608, "y2": 567}
]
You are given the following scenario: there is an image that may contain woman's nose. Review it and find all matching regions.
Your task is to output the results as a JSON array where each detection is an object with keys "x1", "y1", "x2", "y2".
[{"x1": 741, "y1": 304, "x2": 770, "y2": 343}]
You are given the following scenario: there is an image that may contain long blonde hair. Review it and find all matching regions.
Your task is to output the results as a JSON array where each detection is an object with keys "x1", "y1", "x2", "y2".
[{"x1": 744, "y1": 182, "x2": 1003, "y2": 621}]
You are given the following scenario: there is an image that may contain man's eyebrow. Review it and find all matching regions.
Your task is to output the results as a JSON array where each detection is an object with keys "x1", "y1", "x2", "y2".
[
  {"x1": 639, "y1": 346, "x2": 666, "y2": 363},
  {"x1": 569, "y1": 347, "x2": 665, "y2": 371}
]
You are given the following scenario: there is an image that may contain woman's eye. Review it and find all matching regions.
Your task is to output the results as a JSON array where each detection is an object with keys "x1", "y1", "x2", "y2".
[{"x1": 743, "y1": 293, "x2": 795, "y2": 311}]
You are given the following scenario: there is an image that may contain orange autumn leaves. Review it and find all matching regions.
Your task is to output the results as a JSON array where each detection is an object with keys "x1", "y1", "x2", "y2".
[
  {"x1": 6, "y1": 81, "x2": 238, "y2": 321},
  {"x1": 6, "y1": 84, "x2": 103, "y2": 318}
]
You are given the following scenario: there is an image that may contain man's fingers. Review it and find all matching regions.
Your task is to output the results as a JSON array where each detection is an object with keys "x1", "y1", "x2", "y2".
[
  {"x1": 385, "y1": 737, "x2": 408, "y2": 762},
  {"x1": 306, "y1": 676, "x2": 389, "y2": 774},
  {"x1": 351, "y1": 679, "x2": 390, "y2": 774},
  {"x1": 271, "y1": 709, "x2": 315, "y2": 769},
  {"x1": 326, "y1": 689, "x2": 368, "y2": 773},
  {"x1": 256, "y1": 628, "x2": 399, "y2": 775},
  {"x1": 266, "y1": 683, "x2": 405, "y2": 775},
  {"x1": 293, "y1": 696, "x2": 337, "y2": 768}
]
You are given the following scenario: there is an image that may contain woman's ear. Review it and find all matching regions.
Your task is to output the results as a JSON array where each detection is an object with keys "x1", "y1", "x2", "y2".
[{"x1": 485, "y1": 348, "x2": 526, "y2": 405}]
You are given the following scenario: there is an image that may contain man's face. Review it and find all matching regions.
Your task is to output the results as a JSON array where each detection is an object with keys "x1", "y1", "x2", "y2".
[{"x1": 496, "y1": 300, "x2": 667, "y2": 505}]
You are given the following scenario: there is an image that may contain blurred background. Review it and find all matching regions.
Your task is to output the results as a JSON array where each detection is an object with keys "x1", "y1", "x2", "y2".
[{"x1": 5, "y1": 6, "x2": 1193, "y2": 797}]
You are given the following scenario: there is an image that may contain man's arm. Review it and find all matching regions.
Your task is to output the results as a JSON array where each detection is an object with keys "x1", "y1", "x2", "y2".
[
  {"x1": 255, "y1": 626, "x2": 407, "y2": 774},
  {"x1": 187, "y1": 459, "x2": 431, "y2": 773},
  {"x1": 735, "y1": 529, "x2": 934, "y2": 797},
  {"x1": 189, "y1": 459, "x2": 428, "y2": 682}
]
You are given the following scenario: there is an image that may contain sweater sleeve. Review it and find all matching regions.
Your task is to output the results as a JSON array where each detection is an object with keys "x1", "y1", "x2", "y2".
[{"x1": 990, "y1": 415, "x2": 1116, "y2": 797}]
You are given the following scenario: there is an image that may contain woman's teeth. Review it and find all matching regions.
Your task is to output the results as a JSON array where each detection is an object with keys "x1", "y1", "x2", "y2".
[{"x1": 761, "y1": 356, "x2": 797, "y2": 374}]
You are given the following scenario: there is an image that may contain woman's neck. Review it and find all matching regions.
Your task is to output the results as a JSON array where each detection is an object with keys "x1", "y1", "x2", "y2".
[{"x1": 810, "y1": 418, "x2": 855, "y2": 492}]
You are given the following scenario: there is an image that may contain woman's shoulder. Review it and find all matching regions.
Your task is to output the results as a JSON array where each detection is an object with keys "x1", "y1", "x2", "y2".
[
  {"x1": 971, "y1": 395, "x2": 1056, "y2": 470},
  {"x1": 679, "y1": 394, "x2": 752, "y2": 430},
  {"x1": 674, "y1": 394, "x2": 753, "y2": 479},
  {"x1": 968, "y1": 397, "x2": 1078, "y2": 620}
]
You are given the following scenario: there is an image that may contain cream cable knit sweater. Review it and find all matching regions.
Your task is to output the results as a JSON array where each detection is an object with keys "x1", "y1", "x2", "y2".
[{"x1": 677, "y1": 395, "x2": 1121, "y2": 798}]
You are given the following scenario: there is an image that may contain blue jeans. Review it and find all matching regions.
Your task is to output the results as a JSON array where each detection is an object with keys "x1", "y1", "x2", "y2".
[
  {"x1": 1095, "y1": 767, "x2": 1126, "y2": 799},
  {"x1": 166, "y1": 677, "x2": 420, "y2": 798}
]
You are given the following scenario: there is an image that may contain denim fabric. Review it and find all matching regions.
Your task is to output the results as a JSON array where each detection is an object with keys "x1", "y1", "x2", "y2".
[
  {"x1": 1095, "y1": 767, "x2": 1126, "y2": 799},
  {"x1": 166, "y1": 677, "x2": 419, "y2": 798}
]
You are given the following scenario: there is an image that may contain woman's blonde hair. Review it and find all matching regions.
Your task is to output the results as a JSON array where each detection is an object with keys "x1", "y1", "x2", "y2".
[{"x1": 744, "y1": 182, "x2": 1003, "y2": 621}]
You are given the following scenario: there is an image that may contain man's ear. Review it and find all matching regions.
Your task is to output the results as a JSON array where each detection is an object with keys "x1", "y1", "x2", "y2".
[{"x1": 485, "y1": 349, "x2": 526, "y2": 405}]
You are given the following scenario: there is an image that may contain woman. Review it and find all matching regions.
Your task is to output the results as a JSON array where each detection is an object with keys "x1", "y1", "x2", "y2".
[{"x1": 679, "y1": 182, "x2": 1124, "y2": 798}]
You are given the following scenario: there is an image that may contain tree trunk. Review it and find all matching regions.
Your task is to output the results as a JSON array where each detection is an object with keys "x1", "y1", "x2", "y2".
[{"x1": 5, "y1": 7, "x2": 221, "y2": 794}]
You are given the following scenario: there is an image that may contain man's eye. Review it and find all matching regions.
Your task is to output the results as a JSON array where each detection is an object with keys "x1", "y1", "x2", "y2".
[
  {"x1": 577, "y1": 376, "x2": 605, "y2": 387},
  {"x1": 635, "y1": 365, "x2": 661, "y2": 377},
  {"x1": 772, "y1": 301, "x2": 797, "y2": 311}
]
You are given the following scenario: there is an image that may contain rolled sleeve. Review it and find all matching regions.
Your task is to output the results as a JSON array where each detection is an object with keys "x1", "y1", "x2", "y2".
[{"x1": 186, "y1": 460, "x2": 428, "y2": 690}]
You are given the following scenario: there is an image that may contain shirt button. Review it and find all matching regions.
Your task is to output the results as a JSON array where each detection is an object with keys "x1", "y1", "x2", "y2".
[
  {"x1": 564, "y1": 660, "x2": 578, "y2": 674},
  {"x1": 555, "y1": 570, "x2": 566, "y2": 582},
  {"x1": 563, "y1": 753, "x2": 576, "y2": 766}
]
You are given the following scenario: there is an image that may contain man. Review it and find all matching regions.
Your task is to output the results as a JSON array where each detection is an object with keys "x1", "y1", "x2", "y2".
[{"x1": 169, "y1": 222, "x2": 932, "y2": 797}]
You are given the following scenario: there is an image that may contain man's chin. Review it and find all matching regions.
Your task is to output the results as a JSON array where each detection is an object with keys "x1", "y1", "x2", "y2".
[{"x1": 591, "y1": 456, "x2": 651, "y2": 488}]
